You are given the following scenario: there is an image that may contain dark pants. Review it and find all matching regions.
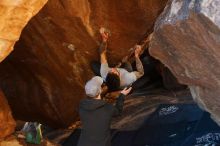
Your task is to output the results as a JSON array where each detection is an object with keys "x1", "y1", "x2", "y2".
[{"x1": 91, "y1": 61, "x2": 101, "y2": 76}]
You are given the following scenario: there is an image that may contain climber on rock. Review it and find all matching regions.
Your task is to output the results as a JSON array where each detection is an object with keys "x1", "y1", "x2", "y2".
[
  {"x1": 77, "y1": 76, "x2": 132, "y2": 146},
  {"x1": 99, "y1": 27, "x2": 144, "y2": 91}
]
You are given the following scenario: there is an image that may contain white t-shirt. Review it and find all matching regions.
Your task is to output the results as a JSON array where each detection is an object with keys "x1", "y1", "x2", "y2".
[{"x1": 100, "y1": 63, "x2": 137, "y2": 88}]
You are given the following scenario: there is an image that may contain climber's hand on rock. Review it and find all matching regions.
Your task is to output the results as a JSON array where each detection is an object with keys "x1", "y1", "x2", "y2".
[
  {"x1": 147, "y1": 33, "x2": 153, "y2": 42},
  {"x1": 134, "y1": 45, "x2": 142, "y2": 58},
  {"x1": 100, "y1": 27, "x2": 109, "y2": 42}
]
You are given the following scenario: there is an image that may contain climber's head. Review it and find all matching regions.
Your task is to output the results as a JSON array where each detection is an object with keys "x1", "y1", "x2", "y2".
[{"x1": 106, "y1": 68, "x2": 120, "y2": 91}]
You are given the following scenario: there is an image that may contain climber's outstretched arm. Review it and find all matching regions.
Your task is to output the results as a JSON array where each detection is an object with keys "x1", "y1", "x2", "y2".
[
  {"x1": 133, "y1": 45, "x2": 144, "y2": 79},
  {"x1": 100, "y1": 28, "x2": 112, "y2": 79},
  {"x1": 100, "y1": 41, "x2": 107, "y2": 64},
  {"x1": 134, "y1": 55, "x2": 144, "y2": 79},
  {"x1": 99, "y1": 27, "x2": 109, "y2": 64}
]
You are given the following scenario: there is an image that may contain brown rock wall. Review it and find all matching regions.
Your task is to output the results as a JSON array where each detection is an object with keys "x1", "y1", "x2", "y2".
[
  {"x1": 0, "y1": 0, "x2": 167, "y2": 127},
  {"x1": 0, "y1": 89, "x2": 16, "y2": 139},
  {"x1": 149, "y1": 0, "x2": 220, "y2": 125},
  {"x1": 0, "y1": 0, "x2": 48, "y2": 62}
]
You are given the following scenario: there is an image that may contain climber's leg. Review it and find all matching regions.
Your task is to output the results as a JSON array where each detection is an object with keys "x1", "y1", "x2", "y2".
[
  {"x1": 120, "y1": 61, "x2": 133, "y2": 72},
  {"x1": 91, "y1": 61, "x2": 101, "y2": 76}
]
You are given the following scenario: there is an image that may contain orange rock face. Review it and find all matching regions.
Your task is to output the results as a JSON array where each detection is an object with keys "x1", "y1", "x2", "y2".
[
  {"x1": 149, "y1": 0, "x2": 220, "y2": 125},
  {"x1": 0, "y1": 89, "x2": 16, "y2": 139},
  {"x1": 0, "y1": 0, "x2": 167, "y2": 127},
  {"x1": 0, "y1": 0, "x2": 48, "y2": 62}
]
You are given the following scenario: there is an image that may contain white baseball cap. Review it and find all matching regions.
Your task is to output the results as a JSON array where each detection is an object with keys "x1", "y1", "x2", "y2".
[{"x1": 85, "y1": 76, "x2": 103, "y2": 97}]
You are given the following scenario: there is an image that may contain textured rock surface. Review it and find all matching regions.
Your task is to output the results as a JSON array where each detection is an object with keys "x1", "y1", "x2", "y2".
[
  {"x1": 112, "y1": 88, "x2": 193, "y2": 130},
  {"x1": 149, "y1": 0, "x2": 220, "y2": 125},
  {"x1": 0, "y1": 0, "x2": 167, "y2": 127},
  {"x1": 0, "y1": 0, "x2": 48, "y2": 62},
  {"x1": 0, "y1": 89, "x2": 16, "y2": 139}
]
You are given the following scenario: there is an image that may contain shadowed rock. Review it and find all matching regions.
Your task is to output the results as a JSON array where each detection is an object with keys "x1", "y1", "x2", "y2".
[{"x1": 149, "y1": 0, "x2": 220, "y2": 125}]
